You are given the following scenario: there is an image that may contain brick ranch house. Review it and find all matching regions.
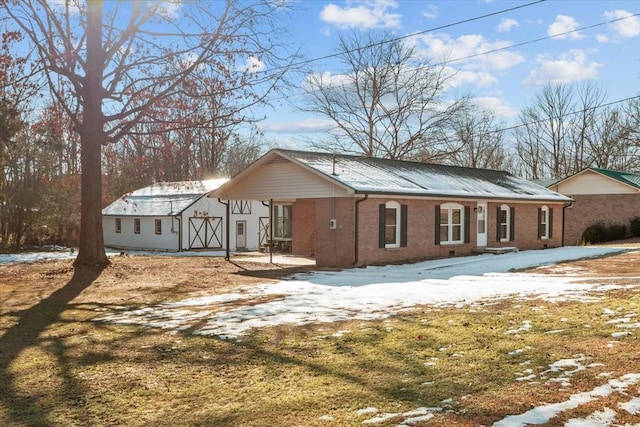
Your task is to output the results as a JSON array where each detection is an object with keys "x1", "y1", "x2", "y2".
[
  {"x1": 546, "y1": 167, "x2": 640, "y2": 245},
  {"x1": 212, "y1": 149, "x2": 572, "y2": 268}
]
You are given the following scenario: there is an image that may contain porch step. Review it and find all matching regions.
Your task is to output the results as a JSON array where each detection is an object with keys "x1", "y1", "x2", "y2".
[{"x1": 473, "y1": 246, "x2": 519, "y2": 255}]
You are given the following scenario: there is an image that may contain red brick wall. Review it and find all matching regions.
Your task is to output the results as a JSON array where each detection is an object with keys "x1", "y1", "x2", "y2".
[
  {"x1": 313, "y1": 198, "x2": 356, "y2": 267},
  {"x1": 354, "y1": 199, "x2": 565, "y2": 267},
  {"x1": 486, "y1": 202, "x2": 564, "y2": 250},
  {"x1": 295, "y1": 197, "x2": 567, "y2": 268},
  {"x1": 562, "y1": 194, "x2": 640, "y2": 245},
  {"x1": 292, "y1": 199, "x2": 316, "y2": 257}
]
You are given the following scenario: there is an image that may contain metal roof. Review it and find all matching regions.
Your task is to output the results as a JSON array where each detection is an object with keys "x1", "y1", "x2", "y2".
[
  {"x1": 276, "y1": 149, "x2": 572, "y2": 202},
  {"x1": 590, "y1": 167, "x2": 640, "y2": 190},
  {"x1": 102, "y1": 179, "x2": 228, "y2": 216}
]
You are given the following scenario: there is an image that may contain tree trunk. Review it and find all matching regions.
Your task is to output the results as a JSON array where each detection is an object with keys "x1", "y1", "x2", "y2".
[{"x1": 73, "y1": 0, "x2": 109, "y2": 268}]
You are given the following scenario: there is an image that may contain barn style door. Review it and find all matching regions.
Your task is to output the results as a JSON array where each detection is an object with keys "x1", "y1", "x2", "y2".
[
  {"x1": 188, "y1": 217, "x2": 223, "y2": 249},
  {"x1": 258, "y1": 217, "x2": 270, "y2": 248}
]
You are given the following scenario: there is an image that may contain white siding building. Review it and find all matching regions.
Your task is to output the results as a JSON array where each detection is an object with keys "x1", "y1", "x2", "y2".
[{"x1": 102, "y1": 179, "x2": 268, "y2": 253}]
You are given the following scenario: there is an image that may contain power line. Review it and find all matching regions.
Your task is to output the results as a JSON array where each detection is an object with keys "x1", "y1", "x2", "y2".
[
  {"x1": 501, "y1": 94, "x2": 640, "y2": 134},
  {"x1": 283, "y1": 0, "x2": 547, "y2": 70},
  {"x1": 431, "y1": 11, "x2": 640, "y2": 68},
  {"x1": 266, "y1": 9, "x2": 640, "y2": 104}
]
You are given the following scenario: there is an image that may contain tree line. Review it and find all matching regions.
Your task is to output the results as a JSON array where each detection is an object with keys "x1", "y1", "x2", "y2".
[{"x1": 0, "y1": 3, "x2": 638, "y2": 260}]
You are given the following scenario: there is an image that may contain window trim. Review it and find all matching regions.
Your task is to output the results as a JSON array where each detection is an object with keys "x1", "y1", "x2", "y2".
[
  {"x1": 155, "y1": 219, "x2": 162, "y2": 235},
  {"x1": 439, "y1": 203, "x2": 465, "y2": 245},
  {"x1": 498, "y1": 205, "x2": 511, "y2": 242},
  {"x1": 538, "y1": 206, "x2": 553, "y2": 240},
  {"x1": 496, "y1": 205, "x2": 516, "y2": 242},
  {"x1": 273, "y1": 203, "x2": 292, "y2": 240},
  {"x1": 384, "y1": 201, "x2": 401, "y2": 249},
  {"x1": 378, "y1": 202, "x2": 408, "y2": 249},
  {"x1": 134, "y1": 218, "x2": 141, "y2": 235}
]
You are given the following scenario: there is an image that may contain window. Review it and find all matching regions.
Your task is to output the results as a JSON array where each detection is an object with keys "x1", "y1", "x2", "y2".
[
  {"x1": 232, "y1": 200, "x2": 251, "y2": 214},
  {"x1": 538, "y1": 206, "x2": 553, "y2": 239},
  {"x1": 497, "y1": 205, "x2": 515, "y2": 242},
  {"x1": 155, "y1": 219, "x2": 162, "y2": 235},
  {"x1": 385, "y1": 201, "x2": 400, "y2": 247},
  {"x1": 115, "y1": 218, "x2": 121, "y2": 234},
  {"x1": 134, "y1": 218, "x2": 141, "y2": 234},
  {"x1": 378, "y1": 202, "x2": 408, "y2": 249},
  {"x1": 273, "y1": 204, "x2": 292, "y2": 239},
  {"x1": 435, "y1": 203, "x2": 469, "y2": 245},
  {"x1": 439, "y1": 203, "x2": 465, "y2": 244}
]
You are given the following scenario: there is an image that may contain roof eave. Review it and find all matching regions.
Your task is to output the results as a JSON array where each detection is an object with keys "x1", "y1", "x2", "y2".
[{"x1": 352, "y1": 189, "x2": 572, "y2": 202}]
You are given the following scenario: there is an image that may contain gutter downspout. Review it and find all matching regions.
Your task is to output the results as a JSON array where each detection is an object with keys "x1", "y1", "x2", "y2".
[
  {"x1": 218, "y1": 198, "x2": 230, "y2": 260},
  {"x1": 354, "y1": 194, "x2": 369, "y2": 266},
  {"x1": 562, "y1": 200, "x2": 574, "y2": 247},
  {"x1": 174, "y1": 215, "x2": 182, "y2": 252}
]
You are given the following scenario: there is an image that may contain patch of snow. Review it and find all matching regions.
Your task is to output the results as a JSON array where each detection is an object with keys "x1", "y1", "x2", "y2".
[
  {"x1": 564, "y1": 407, "x2": 616, "y2": 427},
  {"x1": 612, "y1": 331, "x2": 633, "y2": 338},
  {"x1": 356, "y1": 407, "x2": 379, "y2": 416},
  {"x1": 361, "y1": 413, "x2": 397, "y2": 424},
  {"x1": 619, "y1": 397, "x2": 640, "y2": 415},
  {"x1": 493, "y1": 374, "x2": 640, "y2": 427}
]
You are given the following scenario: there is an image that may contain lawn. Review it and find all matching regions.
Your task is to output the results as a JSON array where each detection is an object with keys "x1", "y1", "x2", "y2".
[{"x1": 2, "y1": 250, "x2": 640, "y2": 426}]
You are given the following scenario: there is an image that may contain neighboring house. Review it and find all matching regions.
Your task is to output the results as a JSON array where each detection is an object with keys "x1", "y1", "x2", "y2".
[
  {"x1": 547, "y1": 167, "x2": 640, "y2": 245},
  {"x1": 102, "y1": 179, "x2": 268, "y2": 253},
  {"x1": 212, "y1": 149, "x2": 572, "y2": 268}
]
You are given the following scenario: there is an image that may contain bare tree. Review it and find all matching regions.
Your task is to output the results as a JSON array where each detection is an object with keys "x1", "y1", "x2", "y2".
[
  {"x1": 447, "y1": 106, "x2": 507, "y2": 170},
  {"x1": 515, "y1": 83, "x2": 639, "y2": 179},
  {"x1": 514, "y1": 84, "x2": 576, "y2": 179},
  {"x1": 302, "y1": 31, "x2": 468, "y2": 160},
  {"x1": 3, "y1": 0, "x2": 296, "y2": 266}
]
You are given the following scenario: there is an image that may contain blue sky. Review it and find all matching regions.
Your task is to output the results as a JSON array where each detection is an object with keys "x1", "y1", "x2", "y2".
[{"x1": 258, "y1": 0, "x2": 640, "y2": 148}]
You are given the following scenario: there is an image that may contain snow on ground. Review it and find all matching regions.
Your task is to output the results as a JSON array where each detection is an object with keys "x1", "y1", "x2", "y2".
[
  {"x1": 0, "y1": 249, "x2": 315, "y2": 266},
  {"x1": 92, "y1": 246, "x2": 640, "y2": 426},
  {"x1": 9, "y1": 245, "x2": 640, "y2": 426},
  {"x1": 96, "y1": 246, "x2": 634, "y2": 339}
]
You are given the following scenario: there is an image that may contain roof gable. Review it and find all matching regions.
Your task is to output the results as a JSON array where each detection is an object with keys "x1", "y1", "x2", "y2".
[
  {"x1": 103, "y1": 179, "x2": 228, "y2": 216},
  {"x1": 591, "y1": 168, "x2": 640, "y2": 190},
  {"x1": 551, "y1": 167, "x2": 640, "y2": 195}
]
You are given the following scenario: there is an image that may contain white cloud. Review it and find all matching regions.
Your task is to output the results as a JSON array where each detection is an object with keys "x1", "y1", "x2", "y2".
[
  {"x1": 320, "y1": 0, "x2": 401, "y2": 30},
  {"x1": 419, "y1": 33, "x2": 525, "y2": 72},
  {"x1": 157, "y1": 1, "x2": 181, "y2": 19},
  {"x1": 244, "y1": 55, "x2": 265, "y2": 73},
  {"x1": 522, "y1": 50, "x2": 601, "y2": 86},
  {"x1": 497, "y1": 18, "x2": 518, "y2": 33},
  {"x1": 472, "y1": 96, "x2": 519, "y2": 118},
  {"x1": 422, "y1": 4, "x2": 438, "y2": 19},
  {"x1": 548, "y1": 15, "x2": 583, "y2": 40},
  {"x1": 596, "y1": 34, "x2": 609, "y2": 43},
  {"x1": 604, "y1": 10, "x2": 640, "y2": 38},
  {"x1": 443, "y1": 68, "x2": 497, "y2": 89},
  {"x1": 303, "y1": 71, "x2": 352, "y2": 91},
  {"x1": 260, "y1": 118, "x2": 333, "y2": 134}
]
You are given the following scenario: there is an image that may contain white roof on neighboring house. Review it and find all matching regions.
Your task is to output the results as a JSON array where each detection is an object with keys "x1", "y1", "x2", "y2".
[{"x1": 102, "y1": 179, "x2": 228, "y2": 216}]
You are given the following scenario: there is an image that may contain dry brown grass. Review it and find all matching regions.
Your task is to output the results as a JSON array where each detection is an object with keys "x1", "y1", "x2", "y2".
[{"x1": 2, "y1": 251, "x2": 640, "y2": 426}]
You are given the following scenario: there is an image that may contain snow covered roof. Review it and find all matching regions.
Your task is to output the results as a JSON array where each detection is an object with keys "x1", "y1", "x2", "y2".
[
  {"x1": 102, "y1": 179, "x2": 228, "y2": 216},
  {"x1": 276, "y1": 150, "x2": 572, "y2": 202}
]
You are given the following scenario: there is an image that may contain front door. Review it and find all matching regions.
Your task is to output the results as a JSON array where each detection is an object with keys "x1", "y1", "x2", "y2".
[
  {"x1": 236, "y1": 220, "x2": 247, "y2": 249},
  {"x1": 476, "y1": 202, "x2": 487, "y2": 247}
]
